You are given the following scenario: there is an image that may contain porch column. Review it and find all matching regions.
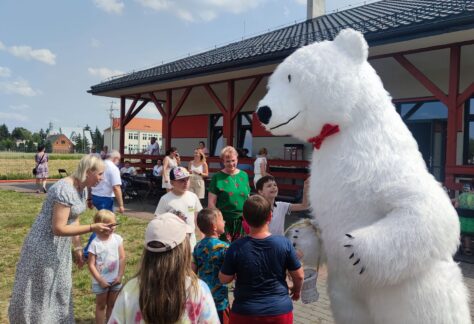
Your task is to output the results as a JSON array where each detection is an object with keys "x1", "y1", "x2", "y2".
[{"x1": 119, "y1": 96, "x2": 125, "y2": 158}]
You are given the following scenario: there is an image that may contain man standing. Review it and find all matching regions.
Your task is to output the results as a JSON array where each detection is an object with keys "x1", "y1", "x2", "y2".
[
  {"x1": 88, "y1": 150, "x2": 125, "y2": 214},
  {"x1": 145, "y1": 137, "x2": 160, "y2": 155}
]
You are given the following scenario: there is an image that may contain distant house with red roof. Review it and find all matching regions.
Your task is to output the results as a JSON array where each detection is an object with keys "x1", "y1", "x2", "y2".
[{"x1": 104, "y1": 117, "x2": 162, "y2": 154}]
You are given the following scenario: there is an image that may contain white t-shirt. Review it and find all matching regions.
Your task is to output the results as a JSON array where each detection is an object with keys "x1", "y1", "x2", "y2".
[
  {"x1": 155, "y1": 191, "x2": 202, "y2": 249},
  {"x1": 87, "y1": 233, "x2": 123, "y2": 283},
  {"x1": 109, "y1": 277, "x2": 219, "y2": 324},
  {"x1": 153, "y1": 165, "x2": 163, "y2": 177},
  {"x1": 120, "y1": 166, "x2": 137, "y2": 176},
  {"x1": 269, "y1": 201, "x2": 291, "y2": 235},
  {"x1": 253, "y1": 156, "x2": 267, "y2": 176},
  {"x1": 147, "y1": 142, "x2": 160, "y2": 155},
  {"x1": 92, "y1": 159, "x2": 122, "y2": 197}
]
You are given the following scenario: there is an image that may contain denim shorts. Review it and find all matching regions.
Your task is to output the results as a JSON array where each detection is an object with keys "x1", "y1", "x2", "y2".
[{"x1": 92, "y1": 282, "x2": 122, "y2": 295}]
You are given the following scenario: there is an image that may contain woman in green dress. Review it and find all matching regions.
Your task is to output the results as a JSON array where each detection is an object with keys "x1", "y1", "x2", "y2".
[{"x1": 208, "y1": 146, "x2": 251, "y2": 242}]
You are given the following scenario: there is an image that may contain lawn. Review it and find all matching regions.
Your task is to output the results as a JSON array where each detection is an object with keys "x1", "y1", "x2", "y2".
[
  {"x1": 0, "y1": 152, "x2": 83, "y2": 180},
  {"x1": 0, "y1": 190, "x2": 148, "y2": 323}
]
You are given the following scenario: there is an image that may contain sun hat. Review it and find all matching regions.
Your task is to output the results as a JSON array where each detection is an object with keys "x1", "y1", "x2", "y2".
[
  {"x1": 169, "y1": 166, "x2": 190, "y2": 181},
  {"x1": 145, "y1": 213, "x2": 193, "y2": 252}
]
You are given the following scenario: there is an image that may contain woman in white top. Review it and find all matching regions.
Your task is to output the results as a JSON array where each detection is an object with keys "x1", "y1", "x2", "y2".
[
  {"x1": 188, "y1": 149, "x2": 209, "y2": 199},
  {"x1": 162, "y1": 147, "x2": 180, "y2": 191},
  {"x1": 253, "y1": 147, "x2": 268, "y2": 188}
]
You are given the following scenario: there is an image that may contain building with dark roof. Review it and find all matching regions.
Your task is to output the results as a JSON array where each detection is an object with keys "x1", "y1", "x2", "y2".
[{"x1": 89, "y1": 0, "x2": 474, "y2": 190}]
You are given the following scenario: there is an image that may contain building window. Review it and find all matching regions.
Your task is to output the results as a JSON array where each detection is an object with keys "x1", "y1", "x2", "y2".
[
  {"x1": 128, "y1": 133, "x2": 134, "y2": 140},
  {"x1": 61, "y1": 140, "x2": 65, "y2": 144},
  {"x1": 142, "y1": 133, "x2": 147, "y2": 140},
  {"x1": 134, "y1": 133, "x2": 138, "y2": 140},
  {"x1": 463, "y1": 97, "x2": 474, "y2": 165}
]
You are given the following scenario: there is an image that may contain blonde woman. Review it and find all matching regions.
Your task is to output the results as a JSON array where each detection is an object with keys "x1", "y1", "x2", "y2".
[
  {"x1": 188, "y1": 148, "x2": 209, "y2": 199},
  {"x1": 109, "y1": 213, "x2": 219, "y2": 323},
  {"x1": 9, "y1": 155, "x2": 113, "y2": 323},
  {"x1": 208, "y1": 146, "x2": 251, "y2": 242},
  {"x1": 162, "y1": 147, "x2": 180, "y2": 192}
]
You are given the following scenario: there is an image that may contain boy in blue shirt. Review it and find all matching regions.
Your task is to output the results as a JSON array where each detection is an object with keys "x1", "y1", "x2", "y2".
[
  {"x1": 219, "y1": 195, "x2": 304, "y2": 323},
  {"x1": 192, "y1": 208, "x2": 230, "y2": 323}
]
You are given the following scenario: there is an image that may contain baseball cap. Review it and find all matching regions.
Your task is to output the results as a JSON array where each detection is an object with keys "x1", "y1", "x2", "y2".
[
  {"x1": 145, "y1": 213, "x2": 193, "y2": 252},
  {"x1": 169, "y1": 166, "x2": 190, "y2": 181}
]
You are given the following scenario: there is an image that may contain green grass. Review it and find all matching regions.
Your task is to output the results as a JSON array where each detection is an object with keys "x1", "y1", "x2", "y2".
[{"x1": 0, "y1": 190, "x2": 148, "y2": 323}]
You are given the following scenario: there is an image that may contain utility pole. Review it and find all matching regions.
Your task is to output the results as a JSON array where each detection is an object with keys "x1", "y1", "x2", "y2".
[{"x1": 108, "y1": 101, "x2": 118, "y2": 150}]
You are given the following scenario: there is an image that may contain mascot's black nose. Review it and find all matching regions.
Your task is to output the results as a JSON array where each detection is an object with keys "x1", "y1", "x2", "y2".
[{"x1": 257, "y1": 106, "x2": 272, "y2": 125}]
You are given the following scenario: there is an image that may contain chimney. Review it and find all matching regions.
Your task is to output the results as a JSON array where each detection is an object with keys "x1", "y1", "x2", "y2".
[{"x1": 307, "y1": 0, "x2": 325, "y2": 20}]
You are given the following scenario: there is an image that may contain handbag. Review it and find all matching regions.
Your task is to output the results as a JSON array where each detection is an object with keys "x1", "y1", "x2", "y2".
[{"x1": 33, "y1": 154, "x2": 45, "y2": 176}]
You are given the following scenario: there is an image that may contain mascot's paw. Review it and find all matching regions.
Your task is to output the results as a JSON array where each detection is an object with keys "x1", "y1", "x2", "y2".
[{"x1": 344, "y1": 233, "x2": 366, "y2": 275}]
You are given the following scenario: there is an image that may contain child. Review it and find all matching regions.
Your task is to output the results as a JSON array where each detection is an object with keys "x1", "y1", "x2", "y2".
[
  {"x1": 155, "y1": 166, "x2": 202, "y2": 250},
  {"x1": 193, "y1": 208, "x2": 230, "y2": 323},
  {"x1": 219, "y1": 195, "x2": 304, "y2": 323},
  {"x1": 108, "y1": 213, "x2": 219, "y2": 323},
  {"x1": 256, "y1": 175, "x2": 310, "y2": 235},
  {"x1": 87, "y1": 209, "x2": 125, "y2": 324}
]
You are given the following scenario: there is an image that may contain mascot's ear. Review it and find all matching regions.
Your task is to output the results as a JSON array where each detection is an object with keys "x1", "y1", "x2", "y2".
[{"x1": 333, "y1": 28, "x2": 368, "y2": 64}]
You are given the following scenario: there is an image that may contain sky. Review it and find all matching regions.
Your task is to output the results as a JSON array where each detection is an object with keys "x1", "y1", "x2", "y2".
[{"x1": 0, "y1": 0, "x2": 367, "y2": 134}]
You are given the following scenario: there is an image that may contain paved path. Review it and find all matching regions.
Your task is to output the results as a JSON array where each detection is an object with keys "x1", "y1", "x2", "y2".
[{"x1": 2, "y1": 181, "x2": 474, "y2": 323}]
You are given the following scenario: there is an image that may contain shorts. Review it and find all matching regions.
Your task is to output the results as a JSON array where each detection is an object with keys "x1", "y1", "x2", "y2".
[
  {"x1": 92, "y1": 195, "x2": 114, "y2": 211},
  {"x1": 92, "y1": 282, "x2": 122, "y2": 295}
]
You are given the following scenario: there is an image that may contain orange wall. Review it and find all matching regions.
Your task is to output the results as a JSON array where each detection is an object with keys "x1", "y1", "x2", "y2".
[{"x1": 171, "y1": 115, "x2": 209, "y2": 138}]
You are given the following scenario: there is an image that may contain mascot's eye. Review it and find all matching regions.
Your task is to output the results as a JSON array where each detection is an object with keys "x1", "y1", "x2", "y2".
[{"x1": 288, "y1": 74, "x2": 292, "y2": 83}]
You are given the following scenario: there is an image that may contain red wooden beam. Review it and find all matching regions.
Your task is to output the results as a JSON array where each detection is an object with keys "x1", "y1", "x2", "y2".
[
  {"x1": 149, "y1": 92, "x2": 166, "y2": 117},
  {"x1": 204, "y1": 84, "x2": 227, "y2": 115},
  {"x1": 170, "y1": 87, "x2": 192, "y2": 122},
  {"x1": 119, "y1": 96, "x2": 126, "y2": 158},
  {"x1": 165, "y1": 90, "x2": 173, "y2": 150},
  {"x1": 444, "y1": 46, "x2": 461, "y2": 189},
  {"x1": 458, "y1": 82, "x2": 474, "y2": 107},
  {"x1": 123, "y1": 96, "x2": 140, "y2": 126},
  {"x1": 233, "y1": 75, "x2": 263, "y2": 120},
  {"x1": 126, "y1": 99, "x2": 150, "y2": 124},
  {"x1": 394, "y1": 54, "x2": 449, "y2": 106},
  {"x1": 226, "y1": 80, "x2": 235, "y2": 146}
]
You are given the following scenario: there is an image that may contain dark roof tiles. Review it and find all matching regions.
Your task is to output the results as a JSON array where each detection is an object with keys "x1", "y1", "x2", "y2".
[{"x1": 89, "y1": 0, "x2": 474, "y2": 94}]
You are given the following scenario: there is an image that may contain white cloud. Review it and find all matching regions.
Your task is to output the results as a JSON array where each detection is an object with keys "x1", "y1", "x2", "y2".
[
  {"x1": 88, "y1": 67, "x2": 125, "y2": 80},
  {"x1": 90, "y1": 38, "x2": 102, "y2": 48},
  {"x1": 0, "y1": 79, "x2": 41, "y2": 96},
  {"x1": 295, "y1": 0, "x2": 306, "y2": 5},
  {"x1": 9, "y1": 104, "x2": 30, "y2": 111},
  {"x1": 0, "y1": 112, "x2": 28, "y2": 122},
  {"x1": 93, "y1": 0, "x2": 124, "y2": 14},
  {"x1": 0, "y1": 41, "x2": 56, "y2": 65},
  {"x1": 0, "y1": 66, "x2": 11, "y2": 77},
  {"x1": 136, "y1": 0, "x2": 266, "y2": 22}
]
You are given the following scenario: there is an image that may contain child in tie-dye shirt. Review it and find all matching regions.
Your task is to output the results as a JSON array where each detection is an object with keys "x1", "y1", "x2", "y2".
[{"x1": 193, "y1": 208, "x2": 230, "y2": 323}]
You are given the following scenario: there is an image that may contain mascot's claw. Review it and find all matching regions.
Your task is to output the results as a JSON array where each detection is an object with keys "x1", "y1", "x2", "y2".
[{"x1": 344, "y1": 234, "x2": 366, "y2": 275}]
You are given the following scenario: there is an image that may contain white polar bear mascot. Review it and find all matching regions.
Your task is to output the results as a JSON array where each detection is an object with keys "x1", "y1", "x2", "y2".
[{"x1": 256, "y1": 28, "x2": 470, "y2": 324}]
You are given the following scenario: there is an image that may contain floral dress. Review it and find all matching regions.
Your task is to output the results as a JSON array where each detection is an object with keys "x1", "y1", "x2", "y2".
[
  {"x1": 8, "y1": 179, "x2": 86, "y2": 324},
  {"x1": 35, "y1": 152, "x2": 49, "y2": 179},
  {"x1": 208, "y1": 170, "x2": 250, "y2": 242}
]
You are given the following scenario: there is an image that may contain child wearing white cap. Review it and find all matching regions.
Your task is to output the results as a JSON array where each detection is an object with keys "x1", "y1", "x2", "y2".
[
  {"x1": 108, "y1": 213, "x2": 219, "y2": 323},
  {"x1": 155, "y1": 167, "x2": 203, "y2": 250}
]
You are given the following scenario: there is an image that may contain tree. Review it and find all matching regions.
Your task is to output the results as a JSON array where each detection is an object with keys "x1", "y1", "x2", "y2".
[
  {"x1": 0, "y1": 138, "x2": 15, "y2": 151},
  {"x1": 26, "y1": 140, "x2": 35, "y2": 152},
  {"x1": 39, "y1": 128, "x2": 47, "y2": 142},
  {"x1": 11, "y1": 127, "x2": 32, "y2": 141},
  {"x1": 93, "y1": 127, "x2": 104, "y2": 150},
  {"x1": 45, "y1": 140, "x2": 52, "y2": 153},
  {"x1": 0, "y1": 124, "x2": 9, "y2": 140},
  {"x1": 31, "y1": 132, "x2": 42, "y2": 144},
  {"x1": 73, "y1": 134, "x2": 83, "y2": 153}
]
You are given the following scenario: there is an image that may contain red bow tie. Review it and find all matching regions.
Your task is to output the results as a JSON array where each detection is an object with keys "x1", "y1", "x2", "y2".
[{"x1": 308, "y1": 124, "x2": 340, "y2": 150}]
